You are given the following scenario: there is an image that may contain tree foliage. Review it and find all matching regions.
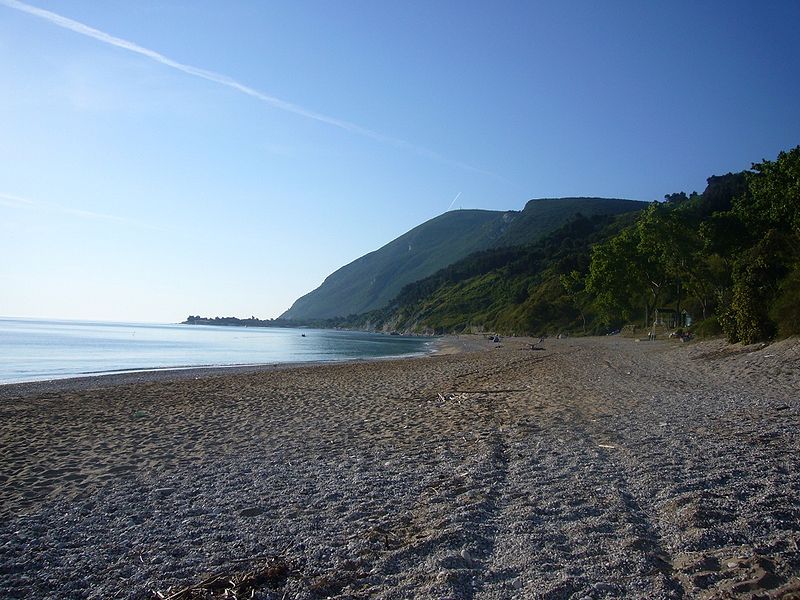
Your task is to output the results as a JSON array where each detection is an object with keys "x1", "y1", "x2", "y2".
[
  {"x1": 330, "y1": 147, "x2": 799, "y2": 342},
  {"x1": 584, "y1": 147, "x2": 799, "y2": 343},
  {"x1": 720, "y1": 148, "x2": 800, "y2": 342},
  {"x1": 737, "y1": 147, "x2": 800, "y2": 234}
]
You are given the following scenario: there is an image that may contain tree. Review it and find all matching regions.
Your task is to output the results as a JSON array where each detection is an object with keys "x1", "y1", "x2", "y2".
[
  {"x1": 715, "y1": 147, "x2": 800, "y2": 342},
  {"x1": 636, "y1": 200, "x2": 729, "y2": 321},
  {"x1": 685, "y1": 254, "x2": 728, "y2": 320},
  {"x1": 587, "y1": 223, "x2": 667, "y2": 327},
  {"x1": 721, "y1": 230, "x2": 792, "y2": 343},
  {"x1": 560, "y1": 270, "x2": 588, "y2": 332},
  {"x1": 636, "y1": 203, "x2": 691, "y2": 316},
  {"x1": 737, "y1": 146, "x2": 800, "y2": 235},
  {"x1": 693, "y1": 173, "x2": 747, "y2": 218}
]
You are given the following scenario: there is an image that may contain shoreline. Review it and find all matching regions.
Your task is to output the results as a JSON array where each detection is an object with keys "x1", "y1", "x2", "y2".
[
  {"x1": 0, "y1": 333, "x2": 541, "y2": 397},
  {"x1": 1, "y1": 335, "x2": 798, "y2": 598},
  {"x1": 0, "y1": 320, "x2": 439, "y2": 393},
  {"x1": 0, "y1": 337, "x2": 453, "y2": 400}
]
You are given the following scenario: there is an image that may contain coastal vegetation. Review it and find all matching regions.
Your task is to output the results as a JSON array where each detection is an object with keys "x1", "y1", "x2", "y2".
[
  {"x1": 196, "y1": 147, "x2": 798, "y2": 344},
  {"x1": 329, "y1": 147, "x2": 799, "y2": 343},
  {"x1": 280, "y1": 198, "x2": 645, "y2": 320},
  {"x1": 586, "y1": 147, "x2": 799, "y2": 343}
]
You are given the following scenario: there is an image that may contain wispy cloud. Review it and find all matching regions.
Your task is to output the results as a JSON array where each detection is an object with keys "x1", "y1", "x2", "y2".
[
  {"x1": 1, "y1": 0, "x2": 510, "y2": 183},
  {"x1": 0, "y1": 191, "x2": 163, "y2": 230},
  {"x1": 0, "y1": 192, "x2": 36, "y2": 209}
]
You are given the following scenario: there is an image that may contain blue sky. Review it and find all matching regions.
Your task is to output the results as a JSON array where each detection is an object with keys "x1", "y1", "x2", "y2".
[{"x1": 2, "y1": 1, "x2": 799, "y2": 322}]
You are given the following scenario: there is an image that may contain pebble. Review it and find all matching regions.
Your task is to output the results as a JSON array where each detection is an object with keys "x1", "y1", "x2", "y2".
[{"x1": 1, "y1": 337, "x2": 797, "y2": 599}]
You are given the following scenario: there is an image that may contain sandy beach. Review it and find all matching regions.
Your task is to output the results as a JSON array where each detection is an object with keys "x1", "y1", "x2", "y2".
[{"x1": 1, "y1": 335, "x2": 798, "y2": 599}]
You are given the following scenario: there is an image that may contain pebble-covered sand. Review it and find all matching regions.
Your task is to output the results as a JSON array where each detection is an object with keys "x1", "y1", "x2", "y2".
[{"x1": 1, "y1": 335, "x2": 798, "y2": 599}]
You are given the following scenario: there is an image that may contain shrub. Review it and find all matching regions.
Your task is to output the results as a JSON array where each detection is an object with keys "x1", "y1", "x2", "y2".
[
  {"x1": 692, "y1": 316, "x2": 722, "y2": 338},
  {"x1": 770, "y1": 264, "x2": 800, "y2": 337}
]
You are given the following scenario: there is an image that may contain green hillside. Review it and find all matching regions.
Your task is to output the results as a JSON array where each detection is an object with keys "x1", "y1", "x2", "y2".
[
  {"x1": 346, "y1": 212, "x2": 636, "y2": 334},
  {"x1": 282, "y1": 198, "x2": 645, "y2": 320},
  {"x1": 335, "y1": 146, "x2": 800, "y2": 342},
  {"x1": 281, "y1": 210, "x2": 513, "y2": 320},
  {"x1": 495, "y1": 197, "x2": 645, "y2": 247}
]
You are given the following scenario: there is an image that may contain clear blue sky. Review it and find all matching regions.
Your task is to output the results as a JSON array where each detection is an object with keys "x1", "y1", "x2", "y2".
[{"x1": 2, "y1": 1, "x2": 799, "y2": 322}]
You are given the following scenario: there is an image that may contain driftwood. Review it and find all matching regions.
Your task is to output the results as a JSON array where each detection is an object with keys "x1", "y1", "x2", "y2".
[
  {"x1": 452, "y1": 388, "x2": 527, "y2": 394},
  {"x1": 154, "y1": 555, "x2": 293, "y2": 600}
]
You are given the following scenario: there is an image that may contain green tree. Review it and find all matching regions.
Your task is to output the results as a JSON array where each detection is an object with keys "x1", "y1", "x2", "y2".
[
  {"x1": 770, "y1": 265, "x2": 800, "y2": 338},
  {"x1": 637, "y1": 199, "x2": 732, "y2": 321},
  {"x1": 721, "y1": 230, "x2": 792, "y2": 343},
  {"x1": 560, "y1": 269, "x2": 588, "y2": 332},
  {"x1": 716, "y1": 147, "x2": 800, "y2": 342},
  {"x1": 637, "y1": 202, "x2": 691, "y2": 317},
  {"x1": 686, "y1": 253, "x2": 729, "y2": 320},
  {"x1": 736, "y1": 146, "x2": 800, "y2": 235},
  {"x1": 587, "y1": 223, "x2": 667, "y2": 327}
]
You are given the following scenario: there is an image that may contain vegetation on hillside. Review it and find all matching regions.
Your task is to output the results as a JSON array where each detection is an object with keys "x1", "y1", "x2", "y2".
[
  {"x1": 587, "y1": 147, "x2": 799, "y2": 343},
  {"x1": 334, "y1": 212, "x2": 637, "y2": 334},
  {"x1": 281, "y1": 210, "x2": 513, "y2": 320},
  {"x1": 281, "y1": 198, "x2": 645, "y2": 321},
  {"x1": 334, "y1": 147, "x2": 799, "y2": 343}
]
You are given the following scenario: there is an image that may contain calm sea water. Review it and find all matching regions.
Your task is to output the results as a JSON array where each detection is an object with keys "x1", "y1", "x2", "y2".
[{"x1": 0, "y1": 318, "x2": 433, "y2": 385}]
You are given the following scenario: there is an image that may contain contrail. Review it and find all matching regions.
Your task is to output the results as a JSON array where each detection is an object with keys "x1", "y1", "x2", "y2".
[
  {"x1": 447, "y1": 191, "x2": 462, "y2": 211},
  {"x1": 0, "y1": 191, "x2": 166, "y2": 230},
  {"x1": 1, "y1": 0, "x2": 510, "y2": 183}
]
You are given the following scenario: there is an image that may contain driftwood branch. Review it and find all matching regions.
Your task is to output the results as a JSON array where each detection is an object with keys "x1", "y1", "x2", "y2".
[
  {"x1": 155, "y1": 554, "x2": 293, "y2": 600},
  {"x1": 452, "y1": 388, "x2": 527, "y2": 394}
]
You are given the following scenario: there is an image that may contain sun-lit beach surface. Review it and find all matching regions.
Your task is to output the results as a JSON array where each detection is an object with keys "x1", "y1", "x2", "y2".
[{"x1": 1, "y1": 336, "x2": 798, "y2": 599}]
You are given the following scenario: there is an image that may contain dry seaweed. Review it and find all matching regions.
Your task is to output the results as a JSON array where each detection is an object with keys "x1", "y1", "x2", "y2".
[{"x1": 154, "y1": 556, "x2": 293, "y2": 600}]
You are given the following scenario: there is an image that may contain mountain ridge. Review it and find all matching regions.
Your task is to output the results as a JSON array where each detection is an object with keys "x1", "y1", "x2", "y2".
[{"x1": 281, "y1": 197, "x2": 646, "y2": 320}]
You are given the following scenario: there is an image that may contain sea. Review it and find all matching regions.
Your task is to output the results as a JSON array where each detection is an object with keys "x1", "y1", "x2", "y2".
[{"x1": 0, "y1": 318, "x2": 433, "y2": 385}]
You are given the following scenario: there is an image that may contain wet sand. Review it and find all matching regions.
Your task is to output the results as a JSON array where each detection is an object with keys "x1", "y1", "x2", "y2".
[{"x1": 1, "y1": 335, "x2": 798, "y2": 598}]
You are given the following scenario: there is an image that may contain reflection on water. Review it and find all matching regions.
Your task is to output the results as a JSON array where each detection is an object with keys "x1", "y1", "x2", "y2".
[{"x1": 0, "y1": 318, "x2": 432, "y2": 384}]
